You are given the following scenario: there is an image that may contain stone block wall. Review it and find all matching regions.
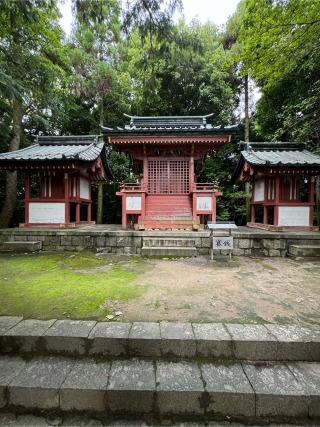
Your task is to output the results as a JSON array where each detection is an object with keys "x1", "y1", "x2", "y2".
[{"x1": 0, "y1": 228, "x2": 319, "y2": 257}]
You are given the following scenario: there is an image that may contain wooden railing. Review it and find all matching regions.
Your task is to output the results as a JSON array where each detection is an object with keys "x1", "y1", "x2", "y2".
[
  {"x1": 192, "y1": 183, "x2": 220, "y2": 192},
  {"x1": 120, "y1": 183, "x2": 145, "y2": 192}
]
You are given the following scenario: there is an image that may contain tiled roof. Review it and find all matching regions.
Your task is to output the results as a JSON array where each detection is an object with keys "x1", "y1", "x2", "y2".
[
  {"x1": 241, "y1": 142, "x2": 320, "y2": 166},
  {"x1": 102, "y1": 114, "x2": 238, "y2": 134},
  {"x1": 0, "y1": 136, "x2": 104, "y2": 162}
]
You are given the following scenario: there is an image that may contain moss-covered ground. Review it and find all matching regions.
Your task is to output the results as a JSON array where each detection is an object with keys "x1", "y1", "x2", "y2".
[{"x1": 0, "y1": 253, "x2": 145, "y2": 320}]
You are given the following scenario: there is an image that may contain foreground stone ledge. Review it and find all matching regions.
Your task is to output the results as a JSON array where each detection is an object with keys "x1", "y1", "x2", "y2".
[
  {"x1": 0, "y1": 356, "x2": 26, "y2": 408},
  {"x1": 88, "y1": 322, "x2": 131, "y2": 357},
  {"x1": 192, "y1": 323, "x2": 233, "y2": 358},
  {"x1": 265, "y1": 324, "x2": 320, "y2": 362},
  {"x1": 243, "y1": 363, "x2": 310, "y2": 418},
  {"x1": 107, "y1": 359, "x2": 155, "y2": 414},
  {"x1": 226, "y1": 324, "x2": 278, "y2": 360},
  {"x1": 3, "y1": 319, "x2": 55, "y2": 353},
  {"x1": 44, "y1": 320, "x2": 96, "y2": 355},
  {"x1": 156, "y1": 361, "x2": 204, "y2": 415},
  {"x1": 160, "y1": 322, "x2": 196, "y2": 357},
  {"x1": 201, "y1": 363, "x2": 255, "y2": 417},
  {"x1": 60, "y1": 359, "x2": 110, "y2": 412},
  {"x1": 8, "y1": 356, "x2": 74, "y2": 409},
  {"x1": 1, "y1": 317, "x2": 320, "y2": 362}
]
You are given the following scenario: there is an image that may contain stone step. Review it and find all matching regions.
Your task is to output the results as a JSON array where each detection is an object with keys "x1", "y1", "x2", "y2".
[
  {"x1": 0, "y1": 412, "x2": 303, "y2": 427},
  {"x1": 0, "y1": 240, "x2": 42, "y2": 253},
  {"x1": 143, "y1": 237, "x2": 197, "y2": 248},
  {"x1": 288, "y1": 244, "x2": 320, "y2": 257},
  {"x1": 141, "y1": 246, "x2": 197, "y2": 257},
  {"x1": 1, "y1": 317, "x2": 319, "y2": 362},
  {"x1": 0, "y1": 354, "x2": 319, "y2": 421}
]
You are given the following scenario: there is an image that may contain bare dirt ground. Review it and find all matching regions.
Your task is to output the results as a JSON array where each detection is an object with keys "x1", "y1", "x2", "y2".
[{"x1": 118, "y1": 256, "x2": 320, "y2": 326}]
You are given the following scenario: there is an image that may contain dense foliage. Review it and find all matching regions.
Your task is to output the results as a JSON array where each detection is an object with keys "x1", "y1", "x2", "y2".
[{"x1": 0, "y1": 0, "x2": 319, "y2": 226}]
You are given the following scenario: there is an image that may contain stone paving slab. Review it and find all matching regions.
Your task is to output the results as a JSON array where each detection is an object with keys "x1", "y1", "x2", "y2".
[
  {"x1": 265, "y1": 324, "x2": 320, "y2": 362},
  {"x1": 226, "y1": 324, "x2": 278, "y2": 360},
  {"x1": 88, "y1": 322, "x2": 131, "y2": 356},
  {"x1": 201, "y1": 364, "x2": 255, "y2": 417},
  {"x1": 160, "y1": 322, "x2": 196, "y2": 357},
  {"x1": 107, "y1": 359, "x2": 155, "y2": 414},
  {"x1": 0, "y1": 356, "x2": 26, "y2": 408},
  {"x1": 8, "y1": 356, "x2": 74, "y2": 409},
  {"x1": 60, "y1": 359, "x2": 110, "y2": 411},
  {"x1": 243, "y1": 363, "x2": 310, "y2": 418},
  {"x1": 44, "y1": 320, "x2": 96, "y2": 355},
  {"x1": 192, "y1": 323, "x2": 233, "y2": 358},
  {"x1": 287, "y1": 362, "x2": 320, "y2": 417},
  {"x1": 0, "y1": 317, "x2": 22, "y2": 335},
  {"x1": 128, "y1": 322, "x2": 161, "y2": 357},
  {"x1": 156, "y1": 361, "x2": 204, "y2": 415},
  {"x1": 2, "y1": 319, "x2": 56, "y2": 353}
]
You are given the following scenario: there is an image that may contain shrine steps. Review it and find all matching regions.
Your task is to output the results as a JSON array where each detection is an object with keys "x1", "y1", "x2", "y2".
[
  {"x1": 0, "y1": 240, "x2": 42, "y2": 253},
  {"x1": 288, "y1": 244, "x2": 320, "y2": 258},
  {"x1": 141, "y1": 236, "x2": 197, "y2": 256},
  {"x1": 0, "y1": 317, "x2": 320, "y2": 424}
]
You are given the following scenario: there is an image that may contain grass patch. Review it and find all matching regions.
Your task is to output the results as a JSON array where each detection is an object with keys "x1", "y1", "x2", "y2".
[{"x1": 0, "y1": 253, "x2": 145, "y2": 320}]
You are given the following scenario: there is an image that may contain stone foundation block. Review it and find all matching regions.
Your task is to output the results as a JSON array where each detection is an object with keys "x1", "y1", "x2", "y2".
[
  {"x1": 95, "y1": 237, "x2": 106, "y2": 247},
  {"x1": 89, "y1": 322, "x2": 131, "y2": 356},
  {"x1": 60, "y1": 360, "x2": 110, "y2": 411},
  {"x1": 44, "y1": 320, "x2": 96, "y2": 355},
  {"x1": 160, "y1": 322, "x2": 196, "y2": 357},
  {"x1": 201, "y1": 363, "x2": 255, "y2": 416},
  {"x1": 201, "y1": 238, "x2": 211, "y2": 248},
  {"x1": 192, "y1": 323, "x2": 233, "y2": 358},
  {"x1": 107, "y1": 360, "x2": 155, "y2": 413},
  {"x1": 238, "y1": 239, "x2": 251, "y2": 249},
  {"x1": 128, "y1": 322, "x2": 161, "y2": 357},
  {"x1": 0, "y1": 317, "x2": 22, "y2": 335},
  {"x1": 243, "y1": 363, "x2": 309, "y2": 417},
  {"x1": 226, "y1": 324, "x2": 278, "y2": 360},
  {"x1": 265, "y1": 324, "x2": 320, "y2": 361},
  {"x1": 9, "y1": 356, "x2": 74, "y2": 409},
  {"x1": 3, "y1": 319, "x2": 55, "y2": 354},
  {"x1": 269, "y1": 249, "x2": 281, "y2": 257},
  {"x1": 0, "y1": 356, "x2": 26, "y2": 408},
  {"x1": 156, "y1": 361, "x2": 204, "y2": 415}
]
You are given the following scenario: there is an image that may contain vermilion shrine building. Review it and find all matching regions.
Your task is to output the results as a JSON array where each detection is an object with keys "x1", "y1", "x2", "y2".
[
  {"x1": 233, "y1": 142, "x2": 320, "y2": 230},
  {"x1": 102, "y1": 114, "x2": 236, "y2": 229},
  {"x1": 0, "y1": 135, "x2": 111, "y2": 227}
]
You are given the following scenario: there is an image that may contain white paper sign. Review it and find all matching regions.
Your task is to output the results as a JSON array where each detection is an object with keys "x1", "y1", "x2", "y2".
[
  {"x1": 197, "y1": 196, "x2": 212, "y2": 211},
  {"x1": 254, "y1": 179, "x2": 265, "y2": 202},
  {"x1": 29, "y1": 202, "x2": 65, "y2": 224},
  {"x1": 278, "y1": 206, "x2": 309, "y2": 226},
  {"x1": 126, "y1": 196, "x2": 141, "y2": 211},
  {"x1": 212, "y1": 236, "x2": 233, "y2": 250}
]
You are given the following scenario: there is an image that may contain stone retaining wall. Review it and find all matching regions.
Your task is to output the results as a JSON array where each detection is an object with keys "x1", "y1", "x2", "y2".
[{"x1": 0, "y1": 228, "x2": 320, "y2": 257}]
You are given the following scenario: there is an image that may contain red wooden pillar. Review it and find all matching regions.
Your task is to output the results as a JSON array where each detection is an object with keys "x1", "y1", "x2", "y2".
[
  {"x1": 75, "y1": 175, "x2": 80, "y2": 223},
  {"x1": 211, "y1": 194, "x2": 216, "y2": 222},
  {"x1": 309, "y1": 178, "x2": 315, "y2": 227},
  {"x1": 251, "y1": 203, "x2": 255, "y2": 223},
  {"x1": 24, "y1": 174, "x2": 31, "y2": 225},
  {"x1": 88, "y1": 203, "x2": 92, "y2": 222},
  {"x1": 190, "y1": 145, "x2": 195, "y2": 219},
  {"x1": 64, "y1": 173, "x2": 70, "y2": 225},
  {"x1": 274, "y1": 175, "x2": 280, "y2": 226}
]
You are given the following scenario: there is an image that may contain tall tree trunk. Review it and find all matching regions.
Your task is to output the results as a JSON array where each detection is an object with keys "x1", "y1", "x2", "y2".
[
  {"x1": 0, "y1": 100, "x2": 23, "y2": 228},
  {"x1": 244, "y1": 74, "x2": 251, "y2": 223},
  {"x1": 96, "y1": 95, "x2": 104, "y2": 224}
]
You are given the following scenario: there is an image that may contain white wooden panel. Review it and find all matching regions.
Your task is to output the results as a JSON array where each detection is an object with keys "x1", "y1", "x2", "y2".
[
  {"x1": 126, "y1": 196, "x2": 141, "y2": 211},
  {"x1": 29, "y1": 202, "x2": 65, "y2": 224},
  {"x1": 254, "y1": 179, "x2": 265, "y2": 201},
  {"x1": 212, "y1": 236, "x2": 233, "y2": 250},
  {"x1": 197, "y1": 196, "x2": 212, "y2": 211},
  {"x1": 80, "y1": 177, "x2": 90, "y2": 199},
  {"x1": 278, "y1": 206, "x2": 310, "y2": 226}
]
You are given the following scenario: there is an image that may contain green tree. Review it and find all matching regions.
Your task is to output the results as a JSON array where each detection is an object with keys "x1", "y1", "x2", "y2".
[{"x1": 0, "y1": 0, "x2": 67, "y2": 227}]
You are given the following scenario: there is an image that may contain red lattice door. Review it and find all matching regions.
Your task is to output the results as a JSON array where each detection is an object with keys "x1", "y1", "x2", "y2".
[{"x1": 148, "y1": 159, "x2": 189, "y2": 194}]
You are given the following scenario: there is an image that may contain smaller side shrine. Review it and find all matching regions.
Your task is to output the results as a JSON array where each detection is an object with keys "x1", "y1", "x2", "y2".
[
  {"x1": 0, "y1": 135, "x2": 111, "y2": 227},
  {"x1": 233, "y1": 142, "x2": 320, "y2": 230}
]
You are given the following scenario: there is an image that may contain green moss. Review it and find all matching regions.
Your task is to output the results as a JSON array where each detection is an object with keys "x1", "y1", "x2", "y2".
[{"x1": 0, "y1": 253, "x2": 145, "y2": 320}]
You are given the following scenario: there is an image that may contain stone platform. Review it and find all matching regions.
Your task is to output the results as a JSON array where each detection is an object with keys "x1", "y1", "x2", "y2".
[
  {"x1": 0, "y1": 317, "x2": 320, "y2": 424},
  {"x1": 0, "y1": 225, "x2": 320, "y2": 257}
]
